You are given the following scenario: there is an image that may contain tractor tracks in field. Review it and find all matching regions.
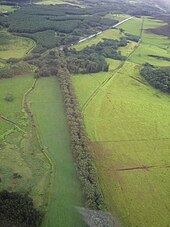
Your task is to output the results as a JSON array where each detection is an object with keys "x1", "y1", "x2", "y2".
[
  {"x1": 93, "y1": 137, "x2": 170, "y2": 143},
  {"x1": 81, "y1": 17, "x2": 145, "y2": 116},
  {"x1": 114, "y1": 164, "x2": 170, "y2": 172}
]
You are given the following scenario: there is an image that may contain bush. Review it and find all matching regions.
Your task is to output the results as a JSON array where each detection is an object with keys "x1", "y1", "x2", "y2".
[{"x1": 4, "y1": 93, "x2": 14, "y2": 102}]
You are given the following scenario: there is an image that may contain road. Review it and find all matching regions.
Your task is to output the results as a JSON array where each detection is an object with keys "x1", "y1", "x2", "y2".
[{"x1": 78, "y1": 16, "x2": 134, "y2": 44}]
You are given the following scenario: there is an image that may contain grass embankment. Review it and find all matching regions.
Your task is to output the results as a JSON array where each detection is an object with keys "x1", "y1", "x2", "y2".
[
  {"x1": 0, "y1": 30, "x2": 35, "y2": 60},
  {"x1": 0, "y1": 74, "x2": 50, "y2": 209},
  {"x1": 72, "y1": 16, "x2": 170, "y2": 226},
  {"x1": 29, "y1": 77, "x2": 85, "y2": 227}
]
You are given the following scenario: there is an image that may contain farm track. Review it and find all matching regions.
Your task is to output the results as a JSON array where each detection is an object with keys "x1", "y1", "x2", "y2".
[
  {"x1": 26, "y1": 40, "x2": 36, "y2": 55},
  {"x1": 81, "y1": 17, "x2": 145, "y2": 115}
]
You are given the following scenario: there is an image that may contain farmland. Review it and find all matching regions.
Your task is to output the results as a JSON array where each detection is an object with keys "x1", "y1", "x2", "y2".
[
  {"x1": 72, "y1": 16, "x2": 170, "y2": 226},
  {"x1": 36, "y1": 0, "x2": 83, "y2": 7},
  {"x1": 119, "y1": 17, "x2": 170, "y2": 66},
  {"x1": 29, "y1": 77, "x2": 85, "y2": 227},
  {"x1": 0, "y1": 74, "x2": 50, "y2": 212},
  {"x1": 0, "y1": 5, "x2": 16, "y2": 12},
  {"x1": 74, "y1": 29, "x2": 122, "y2": 51}
]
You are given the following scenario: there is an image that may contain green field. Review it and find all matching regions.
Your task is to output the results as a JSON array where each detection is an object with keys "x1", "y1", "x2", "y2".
[
  {"x1": 119, "y1": 17, "x2": 170, "y2": 66},
  {"x1": 0, "y1": 74, "x2": 50, "y2": 210},
  {"x1": 36, "y1": 0, "x2": 66, "y2": 4},
  {"x1": 0, "y1": 75, "x2": 34, "y2": 134},
  {"x1": 0, "y1": 5, "x2": 16, "y2": 13},
  {"x1": 29, "y1": 77, "x2": 85, "y2": 227},
  {"x1": 72, "y1": 16, "x2": 170, "y2": 226},
  {"x1": 0, "y1": 30, "x2": 35, "y2": 60},
  {"x1": 74, "y1": 29, "x2": 122, "y2": 51},
  {"x1": 35, "y1": 0, "x2": 83, "y2": 7},
  {"x1": 104, "y1": 13, "x2": 130, "y2": 21}
]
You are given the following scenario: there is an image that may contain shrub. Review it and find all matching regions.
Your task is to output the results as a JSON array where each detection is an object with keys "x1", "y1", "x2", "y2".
[{"x1": 4, "y1": 93, "x2": 14, "y2": 102}]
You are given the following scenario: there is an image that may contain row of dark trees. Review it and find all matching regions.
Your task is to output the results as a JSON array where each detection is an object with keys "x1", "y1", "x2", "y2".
[
  {"x1": 57, "y1": 63, "x2": 104, "y2": 209},
  {"x1": 140, "y1": 63, "x2": 170, "y2": 93},
  {"x1": 0, "y1": 190, "x2": 43, "y2": 227}
]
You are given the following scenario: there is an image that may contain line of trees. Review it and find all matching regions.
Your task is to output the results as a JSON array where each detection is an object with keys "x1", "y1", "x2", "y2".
[{"x1": 57, "y1": 63, "x2": 104, "y2": 209}]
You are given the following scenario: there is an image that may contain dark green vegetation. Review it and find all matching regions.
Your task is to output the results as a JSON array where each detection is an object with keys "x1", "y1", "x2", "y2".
[
  {"x1": 0, "y1": 0, "x2": 163, "y2": 53},
  {"x1": 0, "y1": 190, "x2": 43, "y2": 227},
  {"x1": 26, "y1": 37, "x2": 127, "y2": 75},
  {"x1": 0, "y1": 5, "x2": 119, "y2": 52},
  {"x1": 0, "y1": 61, "x2": 34, "y2": 78},
  {"x1": 141, "y1": 64, "x2": 170, "y2": 93},
  {"x1": 64, "y1": 38, "x2": 127, "y2": 74}
]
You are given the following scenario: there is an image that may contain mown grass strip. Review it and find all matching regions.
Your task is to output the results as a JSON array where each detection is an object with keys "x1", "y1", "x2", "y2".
[{"x1": 29, "y1": 77, "x2": 85, "y2": 227}]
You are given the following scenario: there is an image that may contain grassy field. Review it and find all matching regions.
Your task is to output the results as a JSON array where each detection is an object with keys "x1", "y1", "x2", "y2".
[
  {"x1": 72, "y1": 16, "x2": 170, "y2": 226},
  {"x1": 29, "y1": 77, "x2": 85, "y2": 227},
  {"x1": 119, "y1": 17, "x2": 170, "y2": 66},
  {"x1": 0, "y1": 30, "x2": 35, "y2": 60},
  {"x1": 0, "y1": 5, "x2": 16, "y2": 12},
  {"x1": 104, "y1": 13, "x2": 130, "y2": 21},
  {"x1": 36, "y1": 0, "x2": 66, "y2": 4},
  {"x1": 35, "y1": 0, "x2": 83, "y2": 7},
  {"x1": 74, "y1": 29, "x2": 122, "y2": 51},
  {"x1": 0, "y1": 74, "x2": 50, "y2": 210},
  {"x1": 0, "y1": 75, "x2": 34, "y2": 134}
]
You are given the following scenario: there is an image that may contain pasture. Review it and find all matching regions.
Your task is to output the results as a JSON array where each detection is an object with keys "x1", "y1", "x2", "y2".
[
  {"x1": 119, "y1": 17, "x2": 170, "y2": 66},
  {"x1": 72, "y1": 59, "x2": 170, "y2": 227},
  {"x1": 74, "y1": 29, "x2": 122, "y2": 51},
  {"x1": 0, "y1": 5, "x2": 16, "y2": 12},
  {"x1": 29, "y1": 77, "x2": 85, "y2": 227},
  {"x1": 35, "y1": 0, "x2": 83, "y2": 7},
  {"x1": 0, "y1": 74, "x2": 50, "y2": 210},
  {"x1": 104, "y1": 14, "x2": 130, "y2": 21},
  {"x1": 0, "y1": 74, "x2": 34, "y2": 135},
  {"x1": 72, "y1": 16, "x2": 170, "y2": 226},
  {"x1": 0, "y1": 30, "x2": 35, "y2": 60}
]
